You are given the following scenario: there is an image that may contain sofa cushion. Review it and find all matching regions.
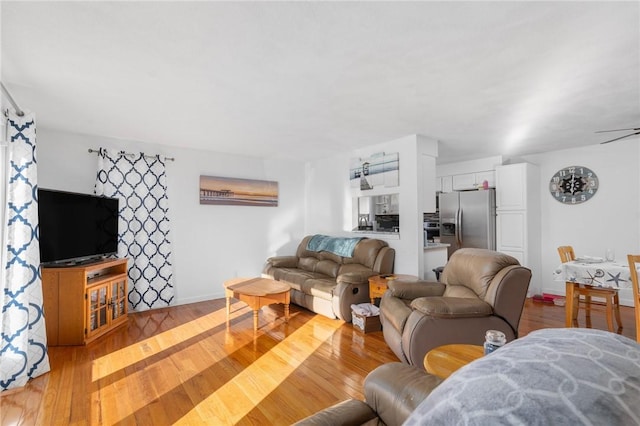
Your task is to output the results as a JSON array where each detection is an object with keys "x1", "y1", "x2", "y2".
[
  {"x1": 344, "y1": 238, "x2": 388, "y2": 269},
  {"x1": 296, "y1": 236, "x2": 344, "y2": 264},
  {"x1": 299, "y1": 257, "x2": 319, "y2": 273},
  {"x1": 315, "y1": 260, "x2": 340, "y2": 278},
  {"x1": 300, "y1": 278, "x2": 336, "y2": 300},
  {"x1": 410, "y1": 297, "x2": 493, "y2": 318},
  {"x1": 273, "y1": 268, "x2": 324, "y2": 291},
  {"x1": 337, "y1": 267, "x2": 376, "y2": 286},
  {"x1": 405, "y1": 328, "x2": 640, "y2": 425},
  {"x1": 297, "y1": 257, "x2": 340, "y2": 277}
]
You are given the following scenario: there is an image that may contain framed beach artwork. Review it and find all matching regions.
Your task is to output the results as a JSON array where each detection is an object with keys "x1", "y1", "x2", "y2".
[
  {"x1": 349, "y1": 152, "x2": 399, "y2": 190},
  {"x1": 199, "y1": 175, "x2": 278, "y2": 206}
]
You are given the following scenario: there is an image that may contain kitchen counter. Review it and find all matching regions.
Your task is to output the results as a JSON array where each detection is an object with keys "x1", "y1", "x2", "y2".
[
  {"x1": 424, "y1": 242, "x2": 450, "y2": 250},
  {"x1": 424, "y1": 243, "x2": 449, "y2": 281},
  {"x1": 352, "y1": 229, "x2": 401, "y2": 239}
]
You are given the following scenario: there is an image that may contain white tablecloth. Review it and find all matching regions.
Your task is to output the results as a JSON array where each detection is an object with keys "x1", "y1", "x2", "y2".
[{"x1": 553, "y1": 260, "x2": 636, "y2": 289}]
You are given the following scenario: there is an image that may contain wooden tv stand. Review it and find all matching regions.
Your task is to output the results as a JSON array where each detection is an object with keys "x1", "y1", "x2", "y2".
[{"x1": 42, "y1": 258, "x2": 129, "y2": 346}]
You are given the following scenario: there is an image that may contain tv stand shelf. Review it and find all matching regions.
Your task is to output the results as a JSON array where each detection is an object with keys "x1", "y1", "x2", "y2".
[{"x1": 42, "y1": 258, "x2": 129, "y2": 346}]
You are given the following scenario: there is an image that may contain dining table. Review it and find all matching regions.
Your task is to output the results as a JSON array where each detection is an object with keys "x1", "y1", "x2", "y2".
[{"x1": 553, "y1": 257, "x2": 636, "y2": 328}]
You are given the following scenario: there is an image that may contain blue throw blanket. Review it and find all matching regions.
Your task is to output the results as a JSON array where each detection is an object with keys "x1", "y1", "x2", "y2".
[{"x1": 306, "y1": 235, "x2": 364, "y2": 258}]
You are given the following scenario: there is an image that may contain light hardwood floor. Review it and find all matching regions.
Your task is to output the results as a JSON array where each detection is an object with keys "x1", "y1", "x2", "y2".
[{"x1": 1, "y1": 298, "x2": 637, "y2": 425}]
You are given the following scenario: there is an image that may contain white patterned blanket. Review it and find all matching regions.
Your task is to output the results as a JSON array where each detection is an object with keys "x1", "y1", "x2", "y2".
[{"x1": 405, "y1": 328, "x2": 640, "y2": 425}]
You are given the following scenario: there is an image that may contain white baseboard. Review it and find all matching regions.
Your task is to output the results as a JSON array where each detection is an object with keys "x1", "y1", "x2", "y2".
[{"x1": 173, "y1": 292, "x2": 226, "y2": 307}]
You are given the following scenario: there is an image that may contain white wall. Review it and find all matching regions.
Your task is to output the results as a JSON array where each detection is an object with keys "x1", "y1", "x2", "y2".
[
  {"x1": 523, "y1": 137, "x2": 640, "y2": 306},
  {"x1": 434, "y1": 140, "x2": 640, "y2": 306},
  {"x1": 37, "y1": 128, "x2": 306, "y2": 305},
  {"x1": 305, "y1": 134, "x2": 438, "y2": 276},
  {"x1": 36, "y1": 128, "x2": 437, "y2": 306},
  {"x1": 436, "y1": 156, "x2": 503, "y2": 177},
  {"x1": 37, "y1": 125, "x2": 638, "y2": 307}
]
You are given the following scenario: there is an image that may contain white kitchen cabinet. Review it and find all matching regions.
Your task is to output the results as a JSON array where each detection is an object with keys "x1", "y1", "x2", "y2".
[
  {"x1": 435, "y1": 177, "x2": 442, "y2": 193},
  {"x1": 495, "y1": 163, "x2": 541, "y2": 294},
  {"x1": 497, "y1": 249, "x2": 524, "y2": 266},
  {"x1": 452, "y1": 173, "x2": 476, "y2": 190},
  {"x1": 495, "y1": 164, "x2": 529, "y2": 210},
  {"x1": 475, "y1": 170, "x2": 495, "y2": 188},
  {"x1": 496, "y1": 210, "x2": 526, "y2": 252},
  {"x1": 441, "y1": 176, "x2": 453, "y2": 193},
  {"x1": 450, "y1": 170, "x2": 496, "y2": 191}
]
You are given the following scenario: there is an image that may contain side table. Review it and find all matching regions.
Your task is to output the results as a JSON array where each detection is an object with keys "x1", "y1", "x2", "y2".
[
  {"x1": 423, "y1": 344, "x2": 484, "y2": 379},
  {"x1": 368, "y1": 274, "x2": 419, "y2": 305}
]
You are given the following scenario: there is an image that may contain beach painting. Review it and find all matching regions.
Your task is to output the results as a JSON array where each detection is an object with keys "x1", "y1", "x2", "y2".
[
  {"x1": 199, "y1": 175, "x2": 278, "y2": 206},
  {"x1": 350, "y1": 152, "x2": 399, "y2": 190}
]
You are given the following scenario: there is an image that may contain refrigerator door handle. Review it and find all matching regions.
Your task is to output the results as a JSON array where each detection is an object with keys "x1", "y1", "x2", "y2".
[{"x1": 456, "y1": 208, "x2": 462, "y2": 248}]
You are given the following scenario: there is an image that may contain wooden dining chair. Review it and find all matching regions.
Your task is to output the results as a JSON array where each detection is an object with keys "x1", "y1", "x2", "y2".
[
  {"x1": 557, "y1": 245, "x2": 622, "y2": 332},
  {"x1": 626, "y1": 255, "x2": 640, "y2": 343},
  {"x1": 558, "y1": 246, "x2": 580, "y2": 325}
]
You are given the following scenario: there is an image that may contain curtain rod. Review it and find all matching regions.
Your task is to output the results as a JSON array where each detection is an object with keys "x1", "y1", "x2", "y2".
[
  {"x1": 0, "y1": 82, "x2": 25, "y2": 117},
  {"x1": 88, "y1": 148, "x2": 175, "y2": 162}
]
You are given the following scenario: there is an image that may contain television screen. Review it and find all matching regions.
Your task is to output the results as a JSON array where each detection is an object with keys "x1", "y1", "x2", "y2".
[{"x1": 38, "y1": 188, "x2": 119, "y2": 265}]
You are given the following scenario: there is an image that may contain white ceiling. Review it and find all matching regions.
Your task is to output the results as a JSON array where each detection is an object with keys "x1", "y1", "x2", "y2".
[{"x1": 2, "y1": 1, "x2": 639, "y2": 163}]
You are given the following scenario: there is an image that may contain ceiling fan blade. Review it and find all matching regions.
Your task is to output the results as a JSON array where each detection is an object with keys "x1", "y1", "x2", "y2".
[
  {"x1": 600, "y1": 131, "x2": 640, "y2": 144},
  {"x1": 595, "y1": 127, "x2": 640, "y2": 133}
]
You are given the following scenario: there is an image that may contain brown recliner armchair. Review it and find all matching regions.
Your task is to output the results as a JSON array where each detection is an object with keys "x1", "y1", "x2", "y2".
[
  {"x1": 380, "y1": 248, "x2": 531, "y2": 367},
  {"x1": 295, "y1": 328, "x2": 640, "y2": 426}
]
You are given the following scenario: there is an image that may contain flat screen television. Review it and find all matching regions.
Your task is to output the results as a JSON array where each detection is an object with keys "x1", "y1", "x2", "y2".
[{"x1": 38, "y1": 188, "x2": 119, "y2": 266}]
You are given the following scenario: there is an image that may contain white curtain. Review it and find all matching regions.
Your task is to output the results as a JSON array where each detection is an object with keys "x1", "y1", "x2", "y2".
[
  {"x1": 94, "y1": 148, "x2": 174, "y2": 312},
  {"x1": 0, "y1": 111, "x2": 50, "y2": 391}
]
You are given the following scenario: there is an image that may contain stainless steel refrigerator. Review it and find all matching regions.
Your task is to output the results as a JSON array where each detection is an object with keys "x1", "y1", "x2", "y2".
[{"x1": 439, "y1": 189, "x2": 496, "y2": 258}]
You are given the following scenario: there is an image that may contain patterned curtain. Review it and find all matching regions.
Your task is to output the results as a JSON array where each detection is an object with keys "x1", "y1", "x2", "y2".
[
  {"x1": 94, "y1": 148, "x2": 174, "y2": 312},
  {"x1": 1, "y1": 111, "x2": 50, "y2": 391}
]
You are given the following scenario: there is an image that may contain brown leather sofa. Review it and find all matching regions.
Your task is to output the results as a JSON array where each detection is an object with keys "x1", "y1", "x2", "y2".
[
  {"x1": 263, "y1": 235, "x2": 395, "y2": 322},
  {"x1": 380, "y1": 248, "x2": 531, "y2": 367},
  {"x1": 293, "y1": 362, "x2": 441, "y2": 426}
]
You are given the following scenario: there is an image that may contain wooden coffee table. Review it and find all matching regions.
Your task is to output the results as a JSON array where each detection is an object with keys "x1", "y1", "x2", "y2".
[
  {"x1": 224, "y1": 277, "x2": 291, "y2": 333},
  {"x1": 423, "y1": 344, "x2": 484, "y2": 379}
]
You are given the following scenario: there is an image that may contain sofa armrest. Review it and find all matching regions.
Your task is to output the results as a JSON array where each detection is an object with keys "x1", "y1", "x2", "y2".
[
  {"x1": 292, "y1": 399, "x2": 378, "y2": 426},
  {"x1": 266, "y1": 256, "x2": 299, "y2": 268},
  {"x1": 485, "y1": 265, "x2": 532, "y2": 336},
  {"x1": 388, "y1": 280, "x2": 446, "y2": 300},
  {"x1": 410, "y1": 297, "x2": 493, "y2": 318},
  {"x1": 365, "y1": 362, "x2": 442, "y2": 426},
  {"x1": 379, "y1": 292, "x2": 413, "y2": 332},
  {"x1": 337, "y1": 271, "x2": 375, "y2": 286},
  {"x1": 334, "y1": 273, "x2": 375, "y2": 322}
]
